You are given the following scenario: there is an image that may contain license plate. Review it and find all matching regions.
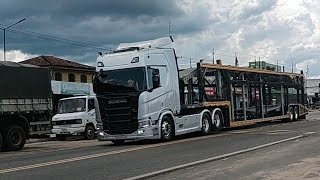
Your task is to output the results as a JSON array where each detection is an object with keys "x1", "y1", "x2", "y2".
[
  {"x1": 114, "y1": 135, "x2": 126, "y2": 140},
  {"x1": 61, "y1": 129, "x2": 69, "y2": 133}
]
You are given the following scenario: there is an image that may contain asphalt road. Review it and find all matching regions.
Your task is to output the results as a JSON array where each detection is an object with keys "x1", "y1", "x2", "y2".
[{"x1": 0, "y1": 111, "x2": 319, "y2": 180}]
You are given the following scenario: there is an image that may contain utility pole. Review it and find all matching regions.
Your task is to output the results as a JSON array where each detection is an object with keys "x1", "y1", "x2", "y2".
[
  {"x1": 277, "y1": 60, "x2": 279, "y2": 72},
  {"x1": 254, "y1": 56, "x2": 257, "y2": 69},
  {"x1": 258, "y1": 57, "x2": 261, "y2": 69},
  {"x1": 2, "y1": 18, "x2": 26, "y2": 61},
  {"x1": 212, "y1": 48, "x2": 215, "y2": 64},
  {"x1": 306, "y1": 64, "x2": 309, "y2": 94},
  {"x1": 189, "y1": 57, "x2": 192, "y2": 68},
  {"x1": 292, "y1": 62, "x2": 294, "y2": 73},
  {"x1": 168, "y1": 18, "x2": 171, "y2": 37}
]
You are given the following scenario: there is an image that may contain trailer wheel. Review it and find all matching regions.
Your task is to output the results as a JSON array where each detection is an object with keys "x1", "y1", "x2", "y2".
[
  {"x1": 288, "y1": 107, "x2": 295, "y2": 121},
  {"x1": 111, "y1": 140, "x2": 125, "y2": 145},
  {"x1": 201, "y1": 113, "x2": 212, "y2": 135},
  {"x1": 161, "y1": 116, "x2": 174, "y2": 141},
  {"x1": 4, "y1": 125, "x2": 26, "y2": 151},
  {"x1": 212, "y1": 110, "x2": 223, "y2": 131},
  {"x1": 84, "y1": 125, "x2": 95, "y2": 140},
  {"x1": 294, "y1": 106, "x2": 299, "y2": 121}
]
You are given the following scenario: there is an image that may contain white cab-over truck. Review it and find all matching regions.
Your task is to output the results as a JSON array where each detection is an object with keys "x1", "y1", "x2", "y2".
[
  {"x1": 52, "y1": 95, "x2": 99, "y2": 140},
  {"x1": 93, "y1": 37, "x2": 307, "y2": 145}
]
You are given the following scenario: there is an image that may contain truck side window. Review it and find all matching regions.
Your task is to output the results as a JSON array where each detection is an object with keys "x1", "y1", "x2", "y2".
[
  {"x1": 88, "y1": 99, "x2": 95, "y2": 111},
  {"x1": 147, "y1": 67, "x2": 160, "y2": 90}
]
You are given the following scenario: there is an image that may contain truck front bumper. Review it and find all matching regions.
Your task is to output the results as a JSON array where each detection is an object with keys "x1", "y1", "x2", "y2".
[
  {"x1": 52, "y1": 126, "x2": 86, "y2": 135},
  {"x1": 97, "y1": 126, "x2": 160, "y2": 141}
]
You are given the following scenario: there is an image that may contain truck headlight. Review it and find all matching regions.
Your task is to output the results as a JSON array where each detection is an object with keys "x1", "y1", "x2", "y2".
[{"x1": 138, "y1": 120, "x2": 151, "y2": 128}]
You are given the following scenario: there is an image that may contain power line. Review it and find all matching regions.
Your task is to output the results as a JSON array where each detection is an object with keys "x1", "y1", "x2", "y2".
[{"x1": 0, "y1": 25, "x2": 113, "y2": 51}]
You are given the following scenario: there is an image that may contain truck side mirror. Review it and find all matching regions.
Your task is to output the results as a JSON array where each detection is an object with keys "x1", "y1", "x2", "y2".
[
  {"x1": 152, "y1": 69, "x2": 160, "y2": 89},
  {"x1": 88, "y1": 99, "x2": 95, "y2": 111}
]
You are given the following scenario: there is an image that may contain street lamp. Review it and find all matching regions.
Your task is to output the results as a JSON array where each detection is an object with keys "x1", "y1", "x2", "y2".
[{"x1": 2, "y1": 18, "x2": 26, "y2": 61}]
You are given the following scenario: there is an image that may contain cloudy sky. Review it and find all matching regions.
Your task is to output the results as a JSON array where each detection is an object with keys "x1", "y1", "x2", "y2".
[{"x1": 0, "y1": 0, "x2": 320, "y2": 77}]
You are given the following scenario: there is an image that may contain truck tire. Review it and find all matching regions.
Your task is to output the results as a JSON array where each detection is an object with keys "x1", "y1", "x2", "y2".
[
  {"x1": 288, "y1": 107, "x2": 294, "y2": 121},
  {"x1": 111, "y1": 140, "x2": 125, "y2": 145},
  {"x1": 161, "y1": 116, "x2": 174, "y2": 141},
  {"x1": 201, "y1": 113, "x2": 212, "y2": 135},
  {"x1": 84, "y1": 125, "x2": 95, "y2": 140},
  {"x1": 294, "y1": 106, "x2": 299, "y2": 121},
  {"x1": 4, "y1": 125, "x2": 26, "y2": 151},
  {"x1": 212, "y1": 110, "x2": 223, "y2": 131}
]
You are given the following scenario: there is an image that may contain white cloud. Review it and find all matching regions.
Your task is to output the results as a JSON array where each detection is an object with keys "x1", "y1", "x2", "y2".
[{"x1": 0, "y1": 50, "x2": 38, "y2": 62}]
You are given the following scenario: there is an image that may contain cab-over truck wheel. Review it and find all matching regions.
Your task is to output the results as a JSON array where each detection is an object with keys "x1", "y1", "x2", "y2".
[
  {"x1": 84, "y1": 124, "x2": 95, "y2": 140},
  {"x1": 3, "y1": 125, "x2": 26, "y2": 151},
  {"x1": 161, "y1": 115, "x2": 174, "y2": 141},
  {"x1": 212, "y1": 109, "x2": 223, "y2": 131}
]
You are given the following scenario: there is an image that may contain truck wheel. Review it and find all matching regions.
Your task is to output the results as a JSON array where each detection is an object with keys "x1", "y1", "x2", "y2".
[
  {"x1": 288, "y1": 107, "x2": 294, "y2": 121},
  {"x1": 212, "y1": 110, "x2": 223, "y2": 131},
  {"x1": 161, "y1": 116, "x2": 174, "y2": 141},
  {"x1": 84, "y1": 125, "x2": 95, "y2": 140},
  {"x1": 201, "y1": 113, "x2": 212, "y2": 135},
  {"x1": 294, "y1": 106, "x2": 299, "y2": 121},
  {"x1": 111, "y1": 140, "x2": 125, "y2": 145},
  {"x1": 4, "y1": 125, "x2": 26, "y2": 151},
  {"x1": 56, "y1": 134, "x2": 67, "y2": 141}
]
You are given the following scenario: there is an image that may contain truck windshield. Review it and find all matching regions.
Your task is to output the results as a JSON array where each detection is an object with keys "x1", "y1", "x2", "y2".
[
  {"x1": 58, "y1": 98, "x2": 86, "y2": 114},
  {"x1": 95, "y1": 67, "x2": 146, "y2": 93}
]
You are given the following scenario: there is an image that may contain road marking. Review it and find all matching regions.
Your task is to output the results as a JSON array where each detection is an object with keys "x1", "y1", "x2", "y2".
[
  {"x1": 124, "y1": 134, "x2": 306, "y2": 180},
  {"x1": 0, "y1": 133, "x2": 228, "y2": 174}
]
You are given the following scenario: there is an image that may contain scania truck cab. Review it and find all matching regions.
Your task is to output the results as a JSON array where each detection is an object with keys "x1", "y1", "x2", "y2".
[
  {"x1": 52, "y1": 95, "x2": 99, "y2": 140},
  {"x1": 94, "y1": 37, "x2": 307, "y2": 145}
]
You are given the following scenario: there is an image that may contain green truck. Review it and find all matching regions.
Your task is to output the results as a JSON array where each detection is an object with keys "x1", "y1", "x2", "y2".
[{"x1": 0, "y1": 61, "x2": 52, "y2": 151}]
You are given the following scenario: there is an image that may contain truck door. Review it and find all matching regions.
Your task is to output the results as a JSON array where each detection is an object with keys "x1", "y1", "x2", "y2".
[
  {"x1": 146, "y1": 54, "x2": 174, "y2": 121},
  {"x1": 88, "y1": 98, "x2": 97, "y2": 127}
]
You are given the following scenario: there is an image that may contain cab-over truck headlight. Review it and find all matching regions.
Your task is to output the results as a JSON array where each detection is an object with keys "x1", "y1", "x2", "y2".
[{"x1": 138, "y1": 119, "x2": 152, "y2": 128}]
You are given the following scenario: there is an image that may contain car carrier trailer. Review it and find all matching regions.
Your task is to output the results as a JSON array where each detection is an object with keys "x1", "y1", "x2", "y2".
[{"x1": 93, "y1": 37, "x2": 307, "y2": 145}]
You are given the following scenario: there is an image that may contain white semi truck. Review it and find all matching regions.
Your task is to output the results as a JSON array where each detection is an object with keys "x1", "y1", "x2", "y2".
[
  {"x1": 52, "y1": 95, "x2": 99, "y2": 140},
  {"x1": 93, "y1": 37, "x2": 307, "y2": 145}
]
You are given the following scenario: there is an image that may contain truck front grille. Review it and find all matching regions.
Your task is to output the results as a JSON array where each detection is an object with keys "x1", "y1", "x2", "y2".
[{"x1": 97, "y1": 94, "x2": 139, "y2": 135}]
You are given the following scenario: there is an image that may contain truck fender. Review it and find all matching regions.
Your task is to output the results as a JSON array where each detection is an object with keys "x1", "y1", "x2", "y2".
[
  {"x1": 158, "y1": 111, "x2": 175, "y2": 136},
  {"x1": 211, "y1": 108, "x2": 223, "y2": 125},
  {"x1": 200, "y1": 109, "x2": 211, "y2": 127},
  {"x1": 18, "y1": 115, "x2": 30, "y2": 128},
  {"x1": 18, "y1": 115, "x2": 30, "y2": 138}
]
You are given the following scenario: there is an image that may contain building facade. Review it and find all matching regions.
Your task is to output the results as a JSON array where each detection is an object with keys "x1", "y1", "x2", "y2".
[
  {"x1": 21, "y1": 55, "x2": 95, "y2": 83},
  {"x1": 249, "y1": 61, "x2": 282, "y2": 72},
  {"x1": 20, "y1": 56, "x2": 96, "y2": 113}
]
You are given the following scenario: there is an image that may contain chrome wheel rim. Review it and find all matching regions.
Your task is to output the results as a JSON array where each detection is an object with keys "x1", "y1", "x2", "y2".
[
  {"x1": 294, "y1": 109, "x2": 298, "y2": 119},
  {"x1": 202, "y1": 117, "x2": 210, "y2": 132},
  {"x1": 214, "y1": 114, "x2": 221, "y2": 128},
  {"x1": 162, "y1": 121, "x2": 172, "y2": 137}
]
